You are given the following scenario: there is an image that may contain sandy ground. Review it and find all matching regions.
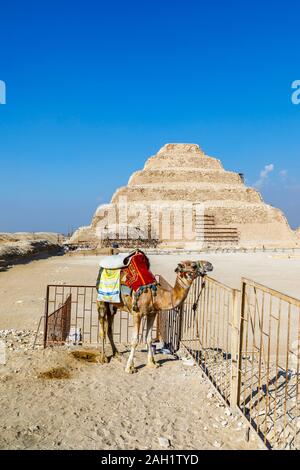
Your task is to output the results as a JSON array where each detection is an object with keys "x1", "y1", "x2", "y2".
[
  {"x1": 1, "y1": 251, "x2": 299, "y2": 450},
  {"x1": 0, "y1": 345, "x2": 263, "y2": 450}
]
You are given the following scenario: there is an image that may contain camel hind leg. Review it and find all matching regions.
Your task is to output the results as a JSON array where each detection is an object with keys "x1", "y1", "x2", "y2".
[
  {"x1": 125, "y1": 314, "x2": 141, "y2": 373},
  {"x1": 107, "y1": 306, "x2": 120, "y2": 360},
  {"x1": 97, "y1": 301, "x2": 109, "y2": 364}
]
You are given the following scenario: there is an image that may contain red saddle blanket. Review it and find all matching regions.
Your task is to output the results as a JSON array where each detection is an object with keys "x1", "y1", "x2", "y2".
[{"x1": 121, "y1": 251, "x2": 156, "y2": 292}]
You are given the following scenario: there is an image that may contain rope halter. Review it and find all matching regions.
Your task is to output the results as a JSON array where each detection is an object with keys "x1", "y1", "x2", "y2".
[{"x1": 175, "y1": 260, "x2": 212, "y2": 281}]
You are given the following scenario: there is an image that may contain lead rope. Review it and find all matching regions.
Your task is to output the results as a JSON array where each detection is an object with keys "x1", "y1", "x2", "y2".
[{"x1": 192, "y1": 275, "x2": 206, "y2": 338}]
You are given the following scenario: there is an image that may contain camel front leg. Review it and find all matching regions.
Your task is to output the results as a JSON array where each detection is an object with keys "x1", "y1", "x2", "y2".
[
  {"x1": 125, "y1": 314, "x2": 141, "y2": 374},
  {"x1": 146, "y1": 313, "x2": 159, "y2": 368}
]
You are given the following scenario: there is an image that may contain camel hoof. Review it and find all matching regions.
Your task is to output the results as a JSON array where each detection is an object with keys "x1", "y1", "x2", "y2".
[
  {"x1": 99, "y1": 353, "x2": 109, "y2": 364},
  {"x1": 147, "y1": 361, "x2": 159, "y2": 369},
  {"x1": 112, "y1": 351, "x2": 122, "y2": 362},
  {"x1": 125, "y1": 365, "x2": 137, "y2": 374}
]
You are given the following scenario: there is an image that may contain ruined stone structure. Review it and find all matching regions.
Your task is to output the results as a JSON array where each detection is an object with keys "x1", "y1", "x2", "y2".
[{"x1": 71, "y1": 144, "x2": 298, "y2": 249}]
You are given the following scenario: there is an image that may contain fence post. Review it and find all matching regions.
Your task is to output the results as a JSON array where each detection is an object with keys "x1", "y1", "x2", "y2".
[
  {"x1": 177, "y1": 305, "x2": 184, "y2": 352},
  {"x1": 230, "y1": 288, "x2": 241, "y2": 408},
  {"x1": 156, "y1": 311, "x2": 161, "y2": 343},
  {"x1": 43, "y1": 285, "x2": 50, "y2": 348}
]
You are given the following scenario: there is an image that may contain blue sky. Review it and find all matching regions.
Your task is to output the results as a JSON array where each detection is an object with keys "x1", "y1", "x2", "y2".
[{"x1": 0, "y1": 0, "x2": 299, "y2": 233}]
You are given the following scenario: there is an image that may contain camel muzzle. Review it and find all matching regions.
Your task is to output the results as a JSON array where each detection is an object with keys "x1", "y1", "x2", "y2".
[{"x1": 196, "y1": 261, "x2": 213, "y2": 276}]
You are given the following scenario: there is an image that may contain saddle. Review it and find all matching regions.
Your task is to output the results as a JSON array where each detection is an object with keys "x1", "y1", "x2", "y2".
[
  {"x1": 97, "y1": 250, "x2": 157, "y2": 308},
  {"x1": 99, "y1": 253, "x2": 131, "y2": 269}
]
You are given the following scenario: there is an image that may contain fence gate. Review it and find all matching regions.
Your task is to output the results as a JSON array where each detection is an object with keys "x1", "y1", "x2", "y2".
[{"x1": 44, "y1": 284, "x2": 157, "y2": 348}]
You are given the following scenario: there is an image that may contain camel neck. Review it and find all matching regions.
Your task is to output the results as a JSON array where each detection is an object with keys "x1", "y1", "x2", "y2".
[{"x1": 171, "y1": 275, "x2": 193, "y2": 308}]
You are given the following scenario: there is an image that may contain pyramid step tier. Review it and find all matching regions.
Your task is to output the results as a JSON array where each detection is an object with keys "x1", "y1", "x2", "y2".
[
  {"x1": 129, "y1": 168, "x2": 243, "y2": 186},
  {"x1": 196, "y1": 225, "x2": 237, "y2": 233},
  {"x1": 112, "y1": 185, "x2": 262, "y2": 203},
  {"x1": 145, "y1": 155, "x2": 223, "y2": 170}
]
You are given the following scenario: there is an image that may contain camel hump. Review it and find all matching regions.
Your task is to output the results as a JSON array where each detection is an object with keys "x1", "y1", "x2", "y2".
[{"x1": 156, "y1": 274, "x2": 173, "y2": 292}]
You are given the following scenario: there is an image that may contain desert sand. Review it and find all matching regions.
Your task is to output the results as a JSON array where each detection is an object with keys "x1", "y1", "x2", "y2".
[
  {"x1": 1, "y1": 251, "x2": 300, "y2": 450},
  {"x1": 0, "y1": 344, "x2": 263, "y2": 450}
]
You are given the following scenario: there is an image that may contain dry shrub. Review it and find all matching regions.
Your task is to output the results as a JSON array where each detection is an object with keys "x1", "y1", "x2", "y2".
[
  {"x1": 71, "y1": 350, "x2": 99, "y2": 363},
  {"x1": 38, "y1": 367, "x2": 71, "y2": 379}
]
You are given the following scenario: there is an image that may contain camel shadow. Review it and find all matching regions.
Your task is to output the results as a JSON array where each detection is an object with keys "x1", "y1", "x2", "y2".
[{"x1": 134, "y1": 355, "x2": 178, "y2": 371}]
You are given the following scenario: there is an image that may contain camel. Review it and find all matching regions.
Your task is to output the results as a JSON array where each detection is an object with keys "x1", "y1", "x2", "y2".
[{"x1": 97, "y1": 259, "x2": 213, "y2": 373}]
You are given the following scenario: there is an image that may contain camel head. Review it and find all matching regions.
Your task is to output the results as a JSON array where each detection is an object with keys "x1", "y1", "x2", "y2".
[{"x1": 175, "y1": 260, "x2": 213, "y2": 281}]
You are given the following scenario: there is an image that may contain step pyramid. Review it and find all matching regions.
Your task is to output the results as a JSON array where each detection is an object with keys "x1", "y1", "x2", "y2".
[{"x1": 71, "y1": 144, "x2": 297, "y2": 249}]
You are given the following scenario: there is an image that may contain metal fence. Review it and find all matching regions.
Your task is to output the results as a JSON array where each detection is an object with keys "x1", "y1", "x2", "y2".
[
  {"x1": 179, "y1": 276, "x2": 238, "y2": 406},
  {"x1": 44, "y1": 284, "x2": 157, "y2": 347},
  {"x1": 238, "y1": 278, "x2": 300, "y2": 450},
  {"x1": 44, "y1": 294, "x2": 72, "y2": 346},
  {"x1": 159, "y1": 276, "x2": 300, "y2": 450},
  {"x1": 43, "y1": 280, "x2": 300, "y2": 449},
  {"x1": 158, "y1": 307, "x2": 182, "y2": 355}
]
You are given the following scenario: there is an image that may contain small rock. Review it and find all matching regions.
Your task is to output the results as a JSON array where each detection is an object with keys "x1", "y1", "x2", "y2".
[
  {"x1": 213, "y1": 441, "x2": 222, "y2": 448},
  {"x1": 158, "y1": 437, "x2": 170, "y2": 448},
  {"x1": 182, "y1": 357, "x2": 195, "y2": 367},
  {"x1": 221, "y1": 420, "x2": 228, "y2": 427},
  {"x1": 224, "y1": 408, "x2": 232, "y2": 417},
  {"x1": 207, "y1": 392, "x2": 214, "y2": 399},
  {"x1": 29, "y1": 425, "x2": 40, "y2": 432}
]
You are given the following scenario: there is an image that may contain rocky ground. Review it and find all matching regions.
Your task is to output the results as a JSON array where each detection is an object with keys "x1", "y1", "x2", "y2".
[
  {"x1": 0, "y1": 329, "x2": 44, "y2": 352},
  {"x1": 0, "y1": 232, "x2": 63, "y2": 269}
]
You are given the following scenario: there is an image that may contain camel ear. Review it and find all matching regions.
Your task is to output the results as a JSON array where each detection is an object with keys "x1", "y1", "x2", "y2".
[{"x1": 175, "y1": 263, "x2": 184, "y2": 273}]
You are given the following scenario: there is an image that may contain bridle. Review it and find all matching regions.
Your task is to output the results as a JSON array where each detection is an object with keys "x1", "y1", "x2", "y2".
[
  {"x1": 175, "y1": 262, "x2": 208, "y2": 337},
  {"x1": 175, "y1": 261, "x2": 208, "y2": 281}
]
